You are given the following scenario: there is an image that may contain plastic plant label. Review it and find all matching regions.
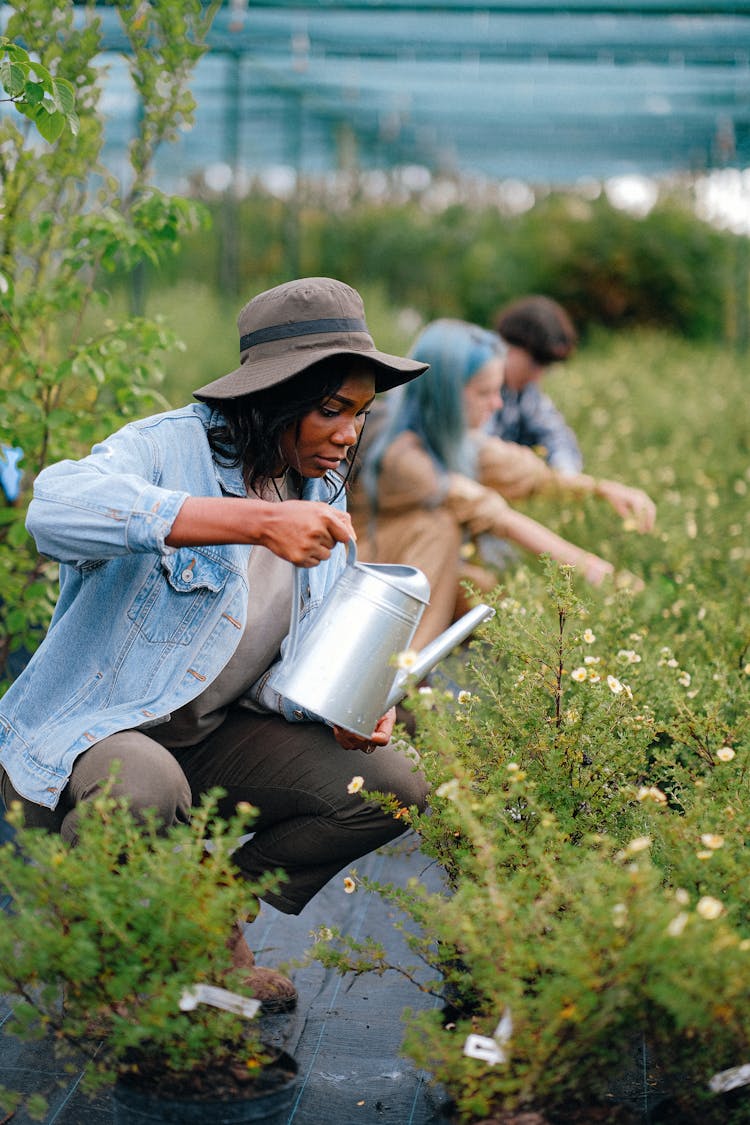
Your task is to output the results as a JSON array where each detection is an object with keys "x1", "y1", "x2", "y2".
[
  {"x1": 463, "y1": 1008, "x2": 513, "y2": 1066},
  {"x1": 464, "y1": 1033, "x2": 507, "y2": 1065},
  {"x1": 179, "y1": 983, "x2": 261, "y2": 1019},
  {"x1": 709, "y1": 1063, "x2": 750, "y2": 1094}
]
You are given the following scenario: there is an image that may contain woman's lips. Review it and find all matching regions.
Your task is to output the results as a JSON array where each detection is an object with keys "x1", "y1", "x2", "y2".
[{"x1": 314, "y1": 454, "x2": 343, "y2": 470}]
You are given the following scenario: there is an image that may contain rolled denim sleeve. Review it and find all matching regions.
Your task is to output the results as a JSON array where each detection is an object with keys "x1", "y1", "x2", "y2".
[{"x1": 26, "y1": 429, "x2": 189, "y2": 565}]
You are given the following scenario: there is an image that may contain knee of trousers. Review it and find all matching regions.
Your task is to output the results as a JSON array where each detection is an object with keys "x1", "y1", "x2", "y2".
[{"x1": 66, "y1": 734, "x2": 193, "y2": 836}]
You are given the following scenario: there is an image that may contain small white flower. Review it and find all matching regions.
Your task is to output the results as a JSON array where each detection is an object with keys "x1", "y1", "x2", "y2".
[
  {"x1": 717, "y1": 746, "x2": 736, "y2": 762},
  {"x1": 506, "y1": 762, "x2": 520, "y2": 772},
  {"x1": 696, "y1": 896, "x2": 724, "y2": 920},
  {"x1": 347, "y1": 775, "x2": 364, "y2": 795},
  {"x1": 678, "y1": 671, "x2": 692, "y2": 687},
  {"x1": 584, "y1": 655, "x2": 600, "y2": 665},
  {"x1": 396, "y1": 649, "x2": 418, "y2": 671},
  {"x1": 316, "y1": 927, "x2": 334, "y2": 942},
  {"x1": 666, "y1": 658, "x2": 679, "y2": 668},
  {"x1": 626, "y1": 835, "x2": 652, "y2": 854},
  {"x1": 637, "y1": 786, "x2": 667, "y2": 805},
  {"x1": 418, "y1": 686, "x2": 434, "y2": 696},
  {"x1": 457, "y1": 690, "x2": 472, "y2": 705},
  {"x1": 343, "y1": 876, "x2": 357, "y2": 895},
  {"x1": 607, "y1": 675, "x2": 623, "y2": 695},
  {"x1": 570, "y1": 667, "x2": 587, "y2": 682},
  {"x1": 674, "y1": 887, "x2": 690, "y2": 905},
  {"x1": 612, "y1": 903, "x2": 627, "y2": 928},
  {"x1": 435, "y1": 778, "x2": 460, "y2": 801},
  {"x1": 583, "y1": 629, "x2": 596, "y2": 644},
  {"x1": 700, "y1": 833, "x2": 724, "y2": 850},
  {"x1": 588, "y1": 672, "x2": 601, "y2": 684},
  {"x1": 667, "y1": 912, "x2": 689, "y2": 937}
]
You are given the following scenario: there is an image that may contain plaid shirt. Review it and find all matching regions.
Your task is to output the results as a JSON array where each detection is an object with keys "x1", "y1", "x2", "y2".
[{"x1": 489, "y1": 384, "x2": 583, "y2": 474}]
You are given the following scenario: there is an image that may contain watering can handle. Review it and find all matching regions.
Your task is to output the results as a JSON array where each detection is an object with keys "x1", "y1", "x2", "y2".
[{"x1": 285, "y1": 538, "x2": 358, "y2": 663}]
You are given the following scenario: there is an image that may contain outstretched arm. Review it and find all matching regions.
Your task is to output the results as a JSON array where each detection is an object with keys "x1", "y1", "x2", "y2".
[
  {"x1": 500, "y1": 506, "x2": 614, "y2": 586},
  {"x1": 476, "y1": 433, "x2": 656, "y2": 532}
]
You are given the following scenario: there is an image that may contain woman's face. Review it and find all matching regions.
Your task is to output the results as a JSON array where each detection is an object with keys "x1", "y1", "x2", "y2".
[
  {"x1": 462, "y1": 356, "x2": 504, "y2": 429},
  {"x1": 280, "y1": 366, "x2": 376, "y2": 477}
]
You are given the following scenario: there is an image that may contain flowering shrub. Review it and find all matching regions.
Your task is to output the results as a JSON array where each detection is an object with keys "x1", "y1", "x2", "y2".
[
  {"x1": 0, "y1": 787, "x2": 283, "y2": 1118},
  {"x1": 305, "y1": 331, "x2": 750, "y2": 1121}
]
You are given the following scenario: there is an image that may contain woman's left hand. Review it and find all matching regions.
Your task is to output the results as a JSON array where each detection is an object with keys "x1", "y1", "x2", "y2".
[
  {"x1": 333, "y1": 707, "x2": 396, "y2": 754},
  {"x1": 596, "y1": 480, "x2": 656, "y2": 533}
]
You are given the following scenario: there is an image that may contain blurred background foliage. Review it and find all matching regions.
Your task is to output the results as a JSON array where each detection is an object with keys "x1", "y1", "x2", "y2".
[{"x1": 119, "y1": 184, "x2": 746, "y2": 405}]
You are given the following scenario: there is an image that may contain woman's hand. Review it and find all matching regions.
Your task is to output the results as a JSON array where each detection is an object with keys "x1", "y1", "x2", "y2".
[
  {"x1": 259, "y1": 500, "x2": 354, "y2": 567},
  {"x1": 582, "y1": 554, "x2": 615, "y2": 586},
  {"x1": 167, "y1": 496, "x2": 354, "y2": 567},
  {"x1": 333, "y1": 707, "x2": 396, "y2": 754},
  {"x1": 595, "y1": 480, "x2": 656, "y2": 533}
]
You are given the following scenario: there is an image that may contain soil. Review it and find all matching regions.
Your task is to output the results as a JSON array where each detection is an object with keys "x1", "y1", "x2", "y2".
[
  {"x1": 116, "y1": 1045, "x2": 297, "y2": 1102},
  {"x1": 470, "y1": 1100, "x2": 642, "y2": 1124}
]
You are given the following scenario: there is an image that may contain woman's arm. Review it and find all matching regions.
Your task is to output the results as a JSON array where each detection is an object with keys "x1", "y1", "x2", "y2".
[
  {"x1": 444, "y1": 472, "x2": 615, "y2": 587},
  {"x1": 499, "y1": 506, "x2": 614, "y2": 586},
  {"x1": 475, "y1": 434, "x2": 656, "y2": 533},
  {"x1": 167, "y1": 497, "x2": 354, "y2": 568}
]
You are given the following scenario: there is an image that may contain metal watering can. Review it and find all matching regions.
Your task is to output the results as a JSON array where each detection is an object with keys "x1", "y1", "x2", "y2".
[{"x1": 268, "y1": 540, "x2": 495, "y2": 737}]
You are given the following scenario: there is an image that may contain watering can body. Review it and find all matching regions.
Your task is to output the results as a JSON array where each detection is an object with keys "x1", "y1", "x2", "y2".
[{"x1": 267, "y1": 542, "x2": 494, "y2": 738}]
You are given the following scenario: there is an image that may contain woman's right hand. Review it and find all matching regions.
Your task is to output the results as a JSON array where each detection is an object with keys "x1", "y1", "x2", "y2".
[
  {"x1": 259, "y1": 500, "x2": 355, "y2": 567},
  {"x1": 582, "y1": 554, "x2": 615, "y2": 586},
  {"x1": 166, "y1": 496, "x2": 354, "y2": 566}
]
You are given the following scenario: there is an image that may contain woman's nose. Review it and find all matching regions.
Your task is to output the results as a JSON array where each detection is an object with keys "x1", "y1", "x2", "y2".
[{"x1": 334, "y1": 417, "x2": 359, "y2": 446}]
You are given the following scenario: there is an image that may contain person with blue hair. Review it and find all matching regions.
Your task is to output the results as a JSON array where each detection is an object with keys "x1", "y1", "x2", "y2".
[{"x1": 351, "y1": 318, "x2": 656, "y2": 648}]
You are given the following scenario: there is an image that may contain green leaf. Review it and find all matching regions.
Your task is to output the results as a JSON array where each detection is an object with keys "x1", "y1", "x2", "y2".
[
  {"x1": 4, "y1": 60, "x2": 28, "y2": 98},
  {"x1": 51, "y1": 77, "x2": 75, "y2": 114},
  {"x1": 33, "y1": 107, "x2": 65, "y2": 144},
  {"x1": 22, "y1": 79, "x2": 44, "y2": 107}
]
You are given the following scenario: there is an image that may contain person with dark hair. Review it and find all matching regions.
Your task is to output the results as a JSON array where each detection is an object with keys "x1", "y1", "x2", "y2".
[
  {"x1": 0, "y1": 277, "x2": 430, "y2": 1012},
  {"x1": 352, "y1": 319, "x2": 655, "y2": 649},
  {"x1": 491, "y1": 295, "x2": 584, "y2": 473}
]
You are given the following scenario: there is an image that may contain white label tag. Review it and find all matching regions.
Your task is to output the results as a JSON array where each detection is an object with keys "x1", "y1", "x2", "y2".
[
  {"x1": 709, "y1": 1063, "x2": 750, "y2": 1094},
  {"x1": 463, "y1": 1007, "x2": 512, "y2": 1066},
  {"x1": 464, "y1": 1033, "x2": 507, "y2": 1065},
  {"x1": 179, "y1": 983, "x2": 262, "y2": 1020}
]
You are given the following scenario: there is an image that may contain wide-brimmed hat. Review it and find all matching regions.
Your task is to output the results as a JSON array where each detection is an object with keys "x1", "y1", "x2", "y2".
[{"x1": 194, "y1": 277, "x2": 427, "y2": 400}]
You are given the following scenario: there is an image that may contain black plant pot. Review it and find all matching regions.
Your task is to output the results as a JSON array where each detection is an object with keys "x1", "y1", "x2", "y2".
[{"x1": 111, "y1": 1049, "x2": 299, "y2": 1125}]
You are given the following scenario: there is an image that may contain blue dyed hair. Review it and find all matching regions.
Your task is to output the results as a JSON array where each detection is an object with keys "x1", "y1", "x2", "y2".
[{"x1": 361, "y1": 319, "x2": 504, "y2": 505}]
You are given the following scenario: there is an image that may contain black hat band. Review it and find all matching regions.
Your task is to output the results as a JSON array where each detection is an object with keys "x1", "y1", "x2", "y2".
[{"x1": 240, "y1": 316, "x2": 369, "y2": 354}]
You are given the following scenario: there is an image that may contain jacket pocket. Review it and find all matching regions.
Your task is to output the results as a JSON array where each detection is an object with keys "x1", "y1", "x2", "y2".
[{"x1": 126, "y1": 549, "x2": 228, "y2": 644}]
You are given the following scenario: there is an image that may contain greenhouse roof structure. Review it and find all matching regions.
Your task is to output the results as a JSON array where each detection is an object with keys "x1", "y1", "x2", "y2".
[{"x1": 28, "y1": 3, "x2": 750, "y2": 188}]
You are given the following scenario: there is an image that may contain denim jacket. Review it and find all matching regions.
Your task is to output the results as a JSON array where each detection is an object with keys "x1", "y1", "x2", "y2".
[{"x1": 0, "y1": 403, "x2": 348, "y2": 809}]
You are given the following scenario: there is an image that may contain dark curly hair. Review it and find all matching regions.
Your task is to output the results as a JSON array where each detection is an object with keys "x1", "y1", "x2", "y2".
[
  {"x1": 203, "y1": 355, "x2": 371, "y2": 494},
  {"x1": 494, "y1": 296, "x2": 577, "y2": 367}
]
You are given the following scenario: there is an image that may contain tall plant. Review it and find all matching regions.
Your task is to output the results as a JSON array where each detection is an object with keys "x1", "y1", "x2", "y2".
[{"x1": 0, "y1": 0, "x2": 220, "y2": 688}]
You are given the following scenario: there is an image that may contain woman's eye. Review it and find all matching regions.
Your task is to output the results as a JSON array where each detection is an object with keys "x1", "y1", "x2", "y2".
[{"x1": 320, "y1": 406, "x2": 339, "y2": 418}]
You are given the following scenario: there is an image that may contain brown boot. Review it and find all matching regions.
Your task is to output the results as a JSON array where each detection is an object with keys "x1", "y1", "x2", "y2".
[{"x1": 227, "y1": 923, "x2": 298, "y2": 1015}]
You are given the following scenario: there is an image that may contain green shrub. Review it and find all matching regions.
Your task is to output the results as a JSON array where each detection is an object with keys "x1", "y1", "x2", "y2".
[{"x1": 147, "y1": 186, "x2": 741, "y2": 344}]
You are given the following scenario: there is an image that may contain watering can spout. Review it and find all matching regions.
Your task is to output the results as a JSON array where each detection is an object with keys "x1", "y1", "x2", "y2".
[{"x1": 384, "y1": 603, "x2": 496, "y2": 710}]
